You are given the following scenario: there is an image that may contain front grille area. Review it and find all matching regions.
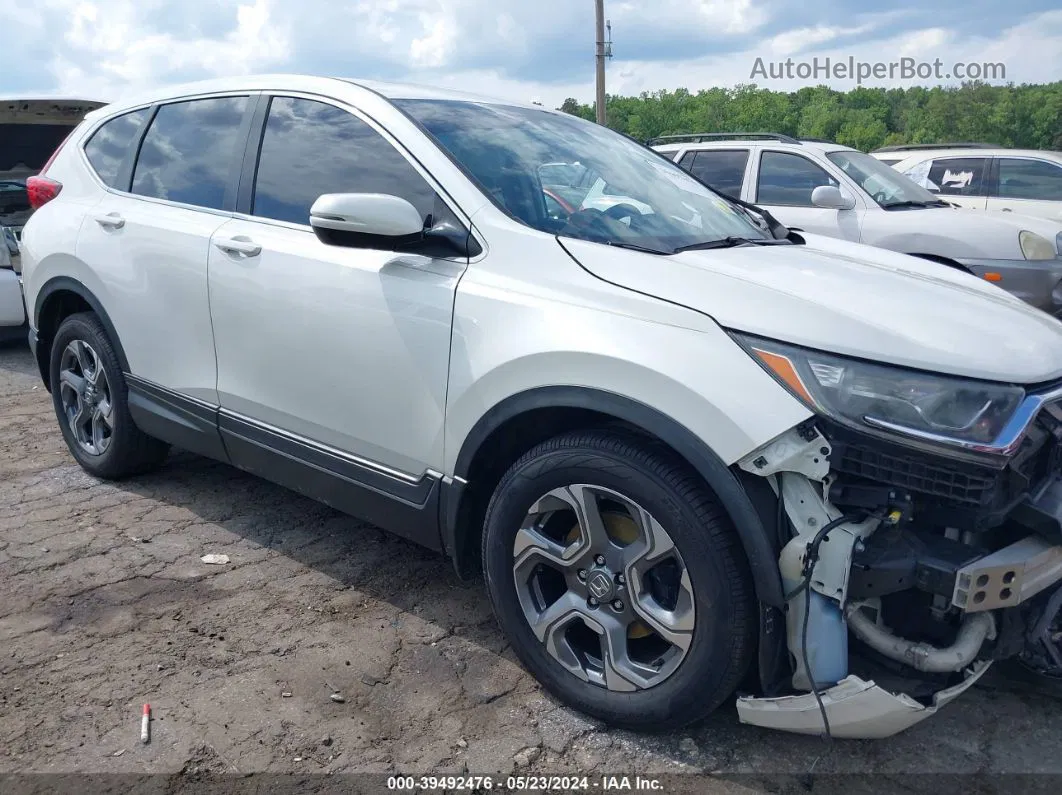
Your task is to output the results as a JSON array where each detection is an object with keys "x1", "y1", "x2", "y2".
[
  {"x1": 833, "y1": 441, "x2": 997, "y2": 506},
  {"x1": 822, "y1": 414, "x2": 1060, "y2": 531}
]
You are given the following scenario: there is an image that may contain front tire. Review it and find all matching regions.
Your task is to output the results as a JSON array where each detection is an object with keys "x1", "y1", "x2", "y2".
[
  {"x1": 481, "y1": 429, "x2": 756, "y2": 730},
  {"x1": 49, "y1": 312, "x2": 169, "y2": 479}
]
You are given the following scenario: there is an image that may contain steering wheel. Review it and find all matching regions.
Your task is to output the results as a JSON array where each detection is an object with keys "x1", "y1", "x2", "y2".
[
  {"x1": 874, "y1": 191, "x2": 890, "y2": 204},
  {"x1": 603, "y1": 203, "x2": 642, "y2": 221}
]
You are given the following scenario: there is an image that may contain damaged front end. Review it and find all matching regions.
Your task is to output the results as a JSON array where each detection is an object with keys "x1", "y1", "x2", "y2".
[{"x1": 729, "y1": 343, "x2": 1062, "y2": 739}]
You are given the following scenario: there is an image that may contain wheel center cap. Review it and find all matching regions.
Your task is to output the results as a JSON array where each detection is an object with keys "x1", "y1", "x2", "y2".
[{"x1": 586, "y1": 569, "x2": 615, "y2": 601}]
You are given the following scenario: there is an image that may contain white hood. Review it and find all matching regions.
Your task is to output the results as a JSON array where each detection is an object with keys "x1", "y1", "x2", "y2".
[{"x1": 561, "y1": 233, "x2": 1062, "y2": 384}]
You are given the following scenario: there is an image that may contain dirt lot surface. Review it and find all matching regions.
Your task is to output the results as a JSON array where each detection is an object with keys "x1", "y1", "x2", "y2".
[{"x1": 2, "y1": 342, "x2": 1062, "y2": 793}]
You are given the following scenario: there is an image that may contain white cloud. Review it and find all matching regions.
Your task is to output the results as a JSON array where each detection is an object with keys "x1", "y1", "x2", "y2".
[
  {"x1": 591, "y1": 9, "x2": 1062, "y2": 105},
  {"x1": 0, "y1": 1, "x2": 1058, "y2": 109}
]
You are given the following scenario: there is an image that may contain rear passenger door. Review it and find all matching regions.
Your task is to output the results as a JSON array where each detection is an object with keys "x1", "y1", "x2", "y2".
[
  {"x1": 986, "y1": 157, "x2": 1062, "y2": 222},
  {"x1": 76, "y1": 95, "x2": 255, "y2": 407},
  {"x1": 207, "y1": 94, "x2": 471, "y2": 521},
  {"x1": 677, "y1": 149, "x2": 751, "y2": 201},
  {"x1": 752, "y1": 150, "x2": 863, "y2": 241}
]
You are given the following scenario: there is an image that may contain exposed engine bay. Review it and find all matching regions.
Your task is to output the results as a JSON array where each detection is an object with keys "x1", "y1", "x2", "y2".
[{"x1": 732, "y1": 414, "x2": 1062, "y2": 738}]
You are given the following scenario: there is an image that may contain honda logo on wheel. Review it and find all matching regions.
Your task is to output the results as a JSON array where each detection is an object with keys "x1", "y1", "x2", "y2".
[{"x1": 588, "y1": 571, "x2": 613, "y2": 600}]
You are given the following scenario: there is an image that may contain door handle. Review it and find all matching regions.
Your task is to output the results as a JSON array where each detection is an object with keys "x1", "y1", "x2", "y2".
[
  {"x1": 214, "y1": 237, "x2": 261, "y2": 257},
  {"x1": 93, "y1": 212, "x2": 125, "y2": 229}
]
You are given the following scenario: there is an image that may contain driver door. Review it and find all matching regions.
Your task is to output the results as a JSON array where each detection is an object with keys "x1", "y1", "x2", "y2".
[{"x1": 752, "y1": 150, "x2": 863, "y2": 241}]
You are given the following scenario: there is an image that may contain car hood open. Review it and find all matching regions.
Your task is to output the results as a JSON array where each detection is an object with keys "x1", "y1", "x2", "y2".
[{"x1": 560, "y1": 232, "x2": 1062, "y2": 384}]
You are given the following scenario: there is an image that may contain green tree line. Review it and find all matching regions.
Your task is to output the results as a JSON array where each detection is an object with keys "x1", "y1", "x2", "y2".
[{"x1": 559, "y1": 81, "x2": 1062, "y2": 151}]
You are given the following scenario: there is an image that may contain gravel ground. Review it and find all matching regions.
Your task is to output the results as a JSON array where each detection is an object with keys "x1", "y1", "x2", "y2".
[{"x1": 1, "y1": 342, "x2": 1061, "y2": 793}]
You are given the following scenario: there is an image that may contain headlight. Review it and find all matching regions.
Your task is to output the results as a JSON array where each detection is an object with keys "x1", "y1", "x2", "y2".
[
  {"x1": 1020, "y1": 230, "x2": 1056, "y2": 261},
  {"x1": 732, "y1": 333, "x2": 1025, "y2": 451}
]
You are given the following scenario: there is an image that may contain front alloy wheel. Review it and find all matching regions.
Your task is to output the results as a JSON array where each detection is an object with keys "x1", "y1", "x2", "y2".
[
  {"x1": 482, "y1": 429, "x2": 756, "y2": 730},
  {"x1": 513, "y1": 484, "x2": 695, "y2": 692}
]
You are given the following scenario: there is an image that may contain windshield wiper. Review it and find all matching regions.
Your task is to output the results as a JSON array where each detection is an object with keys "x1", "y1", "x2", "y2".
[
  {"x1": 880, "y1": 200, "x2": 933, "y2": 209},
  {"x1": 605, "y1": 241, "x2": 671, "y2": 255},
  {"x1": 672, "y1": 236, "x2": 790, "y2": 254}
]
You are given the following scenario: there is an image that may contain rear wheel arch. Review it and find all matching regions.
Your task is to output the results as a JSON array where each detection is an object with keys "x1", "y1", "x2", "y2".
[
  {"x1": 33, "y1": 277, "x2": 130, "y2": 391},
  {"x1": 442, "y1": 386, "x2": 785, "y2": 607}
]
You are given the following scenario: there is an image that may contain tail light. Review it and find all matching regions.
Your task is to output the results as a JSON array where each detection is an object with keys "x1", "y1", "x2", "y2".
[
  {"x1": 26, "y1": 129, "x2": 74, "y2": 209},
  {"x1": 26, "y1": 176, "x2": 62, "y2": 209}
]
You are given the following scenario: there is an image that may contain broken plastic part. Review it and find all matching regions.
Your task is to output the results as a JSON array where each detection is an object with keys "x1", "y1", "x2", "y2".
[
  {"x1": 736, "y1": 661, "x2": 992, "y2": 738},
  {"x1": 846, "y1": 602, "x2": 995, "y2": 673}
]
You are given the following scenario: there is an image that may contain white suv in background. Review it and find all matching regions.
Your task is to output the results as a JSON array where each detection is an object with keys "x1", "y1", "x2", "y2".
[
  {"x1": 871, "y1": 145, "x2": 1062, "y2": 223},
  {"x1": 19, "y1": 76, "x2": 1062, "y2": 739},
  {"x1": 653, "y1": 133, "x2": 1062, "y2": 315}
]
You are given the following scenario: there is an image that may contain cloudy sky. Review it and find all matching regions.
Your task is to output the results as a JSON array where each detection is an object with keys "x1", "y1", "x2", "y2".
[{"x1": 2, "y1": 0, "x2": 1060, "y2": 107}]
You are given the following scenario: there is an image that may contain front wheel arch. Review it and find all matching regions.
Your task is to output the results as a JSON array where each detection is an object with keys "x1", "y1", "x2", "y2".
[
  {"x1": 907, "y1": 253, "x2": 974, "y2": 275},
  {"x1": 443, "y1": 386, "x2": 786, "y2": 607}
]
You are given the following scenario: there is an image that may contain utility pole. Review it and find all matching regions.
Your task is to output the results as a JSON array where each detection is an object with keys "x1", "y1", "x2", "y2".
[{"x1": 595, "y1": 0, "x2": 607, "y2": 125}]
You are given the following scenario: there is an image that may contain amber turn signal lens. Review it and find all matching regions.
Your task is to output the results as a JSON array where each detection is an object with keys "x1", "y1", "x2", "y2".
[
  {"x1": 751, "y1": 348, "x2": 816, "y2": 407},
  {"x1": 982, "y1": 273, "x2": 1003, "y2": 282}
]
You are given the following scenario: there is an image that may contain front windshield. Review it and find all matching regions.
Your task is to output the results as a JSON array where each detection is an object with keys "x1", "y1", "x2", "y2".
[
  {"x1": 395, "y1": 99, "x2": 771, "y2": 253},
  {"x1": 826, "y1": 151, "x2": 944, "y2": 208}
]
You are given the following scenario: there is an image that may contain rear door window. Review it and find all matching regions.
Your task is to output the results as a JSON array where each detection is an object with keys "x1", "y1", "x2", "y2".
[
  {"x1": 684, "y1": 149, "x2": 750, "y2": 198},
  {"x1": 924, "y1": 157, "x2": 989, "y2": 196},
  {"x1": 131, "y1": 96, "x2": 250, "y2": 210},
  {"x1": 84, "y1": 108, "x2": 151, "y2": 188}
]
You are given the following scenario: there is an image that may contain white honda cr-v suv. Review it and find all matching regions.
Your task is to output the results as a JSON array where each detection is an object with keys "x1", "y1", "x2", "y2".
[{"x1": 19, "y1": 75, "x2": 1062, "y2": 739}]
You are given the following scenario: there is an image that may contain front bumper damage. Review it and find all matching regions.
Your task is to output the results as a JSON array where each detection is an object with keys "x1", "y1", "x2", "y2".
[
  {"x1": 737, "y1": 661, "x2": 992, "y2": 739},
  {"x1": 733, "y1": 419, "x2": 1062, "y2": 738}
]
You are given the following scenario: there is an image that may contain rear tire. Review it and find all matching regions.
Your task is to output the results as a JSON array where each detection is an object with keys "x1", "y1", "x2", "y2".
[
  {"x1": 481, "y1": 428, "x2": 756, "y2": 730},
  {"x1": 49, "y1": 312, "x2": 169, "y2": 479}
]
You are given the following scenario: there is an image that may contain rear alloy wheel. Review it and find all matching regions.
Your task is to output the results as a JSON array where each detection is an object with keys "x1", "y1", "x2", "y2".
[
  {"x1": 58, "y1": 339, "x2": 114, "y2": 456},
  {"x1": 49, "y1": 312, "x2": 169, "y2": 479},
  {"x1": 482, "y1": 429, "x2": 756, "y2": 730}
]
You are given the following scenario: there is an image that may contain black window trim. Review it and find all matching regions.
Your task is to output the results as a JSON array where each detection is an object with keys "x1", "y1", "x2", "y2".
[
  {"x1": 988, "y1": 155, "x2": 1062, "y2": 201},
  {"x1": 233, "y1": 90, "x2": 482, "y2": 258},
  {"x1": 754, "y1": 148, "x2": 842, "y2": 207}
]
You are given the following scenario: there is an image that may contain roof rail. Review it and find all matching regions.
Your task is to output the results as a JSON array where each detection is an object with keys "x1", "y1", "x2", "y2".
[
  {"x1": 872, "y1": 142, "x2": 996, "y2": 153},
  {"x1": 646, "y1": 132, "x2": 801, "y2": 146}
]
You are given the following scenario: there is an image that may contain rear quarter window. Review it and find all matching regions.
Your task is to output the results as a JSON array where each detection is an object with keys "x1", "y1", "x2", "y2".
[{"x1": 83, "y1": 108, "x2": 151, "y2": 188}]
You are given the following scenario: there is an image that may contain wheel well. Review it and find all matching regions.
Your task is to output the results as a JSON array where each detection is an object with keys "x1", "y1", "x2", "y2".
[
  {"x1": 449, "y1": 406, "x2": 624, "y2": 578},
  {"x1": 33, "y1": 280, "x2": 130, "y2": 392},
  {"x1": 908, "y1": 253, "x2": 973, "y2": 274},
  {"x1": 445, "y1": 395, "x2": 786, "y2": 607},
  {"x1": 34, "y1": 290, "x2": 92, "y2": 390}
]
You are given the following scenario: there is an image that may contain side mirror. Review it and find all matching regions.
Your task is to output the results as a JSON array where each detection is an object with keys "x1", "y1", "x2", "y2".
[
  {"x1": 811, "y1": 185, "x2": 856, "y2": 211},
  {"x1": 310, "y1": 193, "x2": 425, "y2": 247}
]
